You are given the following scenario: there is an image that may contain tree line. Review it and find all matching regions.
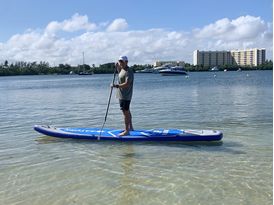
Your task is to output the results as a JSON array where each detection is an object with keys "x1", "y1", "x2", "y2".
[
  {"x1": 184, "y1": 60, "x2": 273, "y2": 72},
  {"x1": 0, "y1": 61, "x2": 116, "y2": 76},
  {"x1": 0, "y1": 60, "x2": 272, "y2": 76}
]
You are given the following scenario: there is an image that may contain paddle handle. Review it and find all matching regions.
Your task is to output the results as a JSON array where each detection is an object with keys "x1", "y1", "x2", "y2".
[
  {"x1": 99, "y1": 63, "x2": 117, "y2": 140},
  {"x1": 104, "y1": 65, "x2": 117, "y2": 121}
]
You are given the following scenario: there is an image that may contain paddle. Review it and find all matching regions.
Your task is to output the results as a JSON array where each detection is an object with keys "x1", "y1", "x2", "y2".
[{"x1": 98, "y1": 63, "x2": 117, "y2": 140}]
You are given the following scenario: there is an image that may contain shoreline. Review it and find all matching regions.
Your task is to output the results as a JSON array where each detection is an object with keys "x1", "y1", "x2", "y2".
[{"x1": 0, "y1": 67, "x2": 272, "y2": 77}]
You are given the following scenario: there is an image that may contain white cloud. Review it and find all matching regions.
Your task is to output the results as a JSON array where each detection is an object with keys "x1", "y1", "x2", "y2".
[
  {"x1": 106, "y1": 18, "x2": 128, "y2": 32},
  {"x1": 0, "y1": 14, "x2": 272, "y2": 65},
  {"x1": 195, "y1": 15, "x2": 268, "y2": 41},
  {"x1": 191, "y1": 15, "x2": 272, "y2": 57},
  {"x1": 45, "y1": 13, "x2": 97, "y2": 34}
]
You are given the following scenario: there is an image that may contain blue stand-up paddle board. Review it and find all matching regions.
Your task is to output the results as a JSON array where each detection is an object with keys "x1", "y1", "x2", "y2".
[{"x1": 34, "y1": 125, "x2": 223, "y2": 141}]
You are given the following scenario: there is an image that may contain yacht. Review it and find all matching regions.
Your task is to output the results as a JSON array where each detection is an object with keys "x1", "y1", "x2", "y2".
[
  {"x1": 159, "y1": 66, "x2": 188, "y2": 76},
  {"x1": 136, "y1": 68, "x2": 155, "y2": 73},
  {"x1": 153, "y1": 63, "x2": 173, "y2": 73}
]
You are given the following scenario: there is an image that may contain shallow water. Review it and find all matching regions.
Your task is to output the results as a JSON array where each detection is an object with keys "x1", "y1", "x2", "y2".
[{"x1": 0, "y1": 71, "x2": 272, "y2": 205}]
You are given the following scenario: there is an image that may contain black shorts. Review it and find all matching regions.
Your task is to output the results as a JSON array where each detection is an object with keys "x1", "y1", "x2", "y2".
[{"x1": 119, "y1": 100, "x2": 131, "y2": 111}]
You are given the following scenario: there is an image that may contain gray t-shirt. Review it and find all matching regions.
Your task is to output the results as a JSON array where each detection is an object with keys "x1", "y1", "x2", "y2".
[{"x1": 117, "y1": 67, "x2": 134, "y2": 100}]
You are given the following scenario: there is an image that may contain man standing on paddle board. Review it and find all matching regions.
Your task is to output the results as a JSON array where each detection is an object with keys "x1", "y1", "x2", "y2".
[{"x1": 112, "y1": 56, "x2": 134, "y2": 136}]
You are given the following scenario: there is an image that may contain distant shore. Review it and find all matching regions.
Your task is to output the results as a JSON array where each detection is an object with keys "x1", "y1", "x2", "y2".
[{"x1": 0, "y1": 61, "x2": 272, "y2": 76}]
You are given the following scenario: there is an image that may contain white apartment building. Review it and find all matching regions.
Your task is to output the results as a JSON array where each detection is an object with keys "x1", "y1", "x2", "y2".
[
  {"x1": 154, "y1": 60, "x2": 185, "y2": 67},
  {"x1": 193, "y1": 48, "x2": 266, "y2": 67}
]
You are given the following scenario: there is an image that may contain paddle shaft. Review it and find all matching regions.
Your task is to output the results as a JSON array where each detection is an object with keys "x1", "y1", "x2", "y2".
[{"x1": 99, "y1": 64, "x2": 117, "y2": 140}]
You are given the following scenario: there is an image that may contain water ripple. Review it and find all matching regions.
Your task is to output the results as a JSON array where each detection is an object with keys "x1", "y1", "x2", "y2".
[{"x1": 0, "y1": 72, "x2": 272, "y2": 205}]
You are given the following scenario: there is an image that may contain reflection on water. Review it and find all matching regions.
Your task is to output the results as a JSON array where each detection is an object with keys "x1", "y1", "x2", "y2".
[
  {"x1": 118, "y1": 145, "x2": 139, "y2": 205},
  {"x1": 0, "y1": 71, "x2": 272, "y2": 205},
  {"x1": 36, "y1": 134, "x2": 224, "y2": 147}
]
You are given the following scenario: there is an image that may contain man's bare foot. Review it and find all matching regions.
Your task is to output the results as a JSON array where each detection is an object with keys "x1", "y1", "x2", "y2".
[{"x1": 119, "y1": 130, "x2": 130, "y2": 136}]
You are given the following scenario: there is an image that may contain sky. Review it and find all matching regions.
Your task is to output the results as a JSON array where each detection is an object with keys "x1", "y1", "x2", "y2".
[{"x1": 0, "y1": 0, "x2": 272, "y2": 65}]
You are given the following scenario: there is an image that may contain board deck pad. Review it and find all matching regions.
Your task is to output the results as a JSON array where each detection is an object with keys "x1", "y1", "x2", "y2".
[{"x1": 34, "y1": 125, "x2": 223, "y2": 141}]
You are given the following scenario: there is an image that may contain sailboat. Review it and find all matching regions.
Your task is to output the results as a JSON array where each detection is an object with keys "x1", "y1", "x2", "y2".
[{"x1": 79, "y1": 52, "x2": 92, "y2": 75}]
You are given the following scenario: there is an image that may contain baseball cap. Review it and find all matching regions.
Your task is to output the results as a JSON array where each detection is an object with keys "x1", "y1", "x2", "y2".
[{"x1": 118, "y1": 56, "x2": 128, "y2": 62}]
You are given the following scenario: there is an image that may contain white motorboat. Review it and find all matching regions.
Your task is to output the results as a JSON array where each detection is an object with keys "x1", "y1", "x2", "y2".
[
  {"x1": 210, "y1": 66, "x2": 219, "y2": 72},
  {"x1": 153, "y1": 63, "x2": 173, "y2": 73},
  {"x1": 159, "y1": 66, "x2": 188, "y2": 76},
  {"x1": 136, "y1": 68, "x2": 155, "y2": 73}
]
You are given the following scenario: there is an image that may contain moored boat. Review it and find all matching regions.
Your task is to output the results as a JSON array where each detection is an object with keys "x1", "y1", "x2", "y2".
[
  {"x1": 210, "y1": 66, "x2": 219, "y2": 72},
  {"x1": 159, "y1": 66, "x2": 188, "y2": 76},
  {"x1": 136, "y1": 68, "x2": 155, "y2": 73}
]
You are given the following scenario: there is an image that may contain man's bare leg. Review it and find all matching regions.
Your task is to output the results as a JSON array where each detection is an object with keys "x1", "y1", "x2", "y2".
[
  {"x1": 129, "y1": 110, "x2": 134, "y2": 131},
  {"x1": 119, "y1": 110, "x2": 131, "y2": 136}
]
